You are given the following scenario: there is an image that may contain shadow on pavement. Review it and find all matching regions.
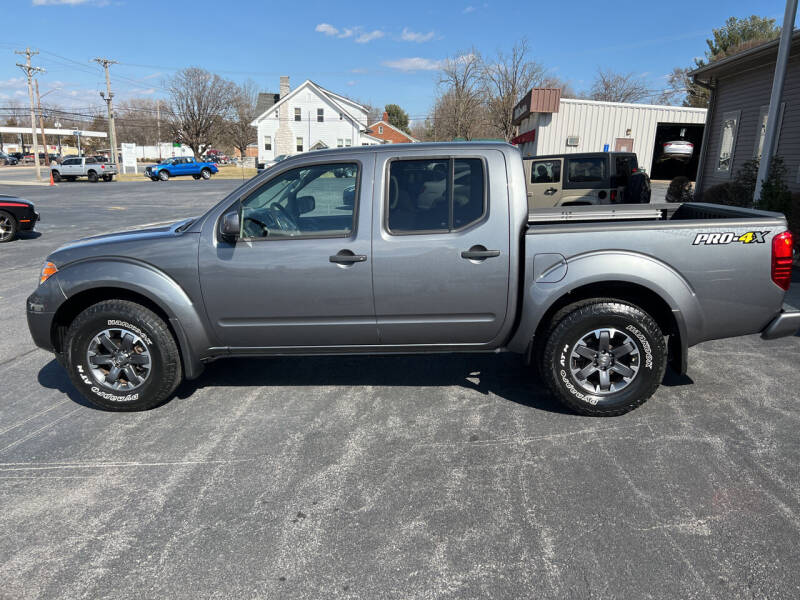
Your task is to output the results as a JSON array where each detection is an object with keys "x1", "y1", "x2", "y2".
[{"x1": 37, "y1": 359, "x2": 99, "y2": 410}]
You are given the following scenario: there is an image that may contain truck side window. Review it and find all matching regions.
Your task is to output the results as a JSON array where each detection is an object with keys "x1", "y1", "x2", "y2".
[
  {"x1": 530, "y1": 160, "x2": 560, "y2": 184},
  {"x1": 387, "y1": 158, "x2": 486, "y2": 234},
  {"x1": 239, "y1": 162, "x2": 359, "y2": 240},
  {"x1": 567, "y1": 157, "x2": 606, "y2": 183}
]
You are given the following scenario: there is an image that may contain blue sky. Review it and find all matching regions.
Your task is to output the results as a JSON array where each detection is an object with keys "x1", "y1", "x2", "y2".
[{"x1": 0, "y1": 0, "x2": 796, "y2": 122}]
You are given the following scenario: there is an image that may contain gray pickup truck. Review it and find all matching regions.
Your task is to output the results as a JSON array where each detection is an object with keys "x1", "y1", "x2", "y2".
[{"x1": 27, "y1": 143, "x2": 799, "y2": 415}]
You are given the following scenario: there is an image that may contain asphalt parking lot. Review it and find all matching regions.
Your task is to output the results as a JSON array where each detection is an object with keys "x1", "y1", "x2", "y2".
[{"x1": 1, "y1": 180, "x2": 799, "y2": 599}]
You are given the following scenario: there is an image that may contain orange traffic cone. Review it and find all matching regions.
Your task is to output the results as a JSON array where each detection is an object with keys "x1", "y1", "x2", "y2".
[{"x1": 49, "y1": 171, "x2": 55, "y2": 186}]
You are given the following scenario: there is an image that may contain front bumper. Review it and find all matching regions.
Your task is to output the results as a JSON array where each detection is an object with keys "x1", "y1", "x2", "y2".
[
  {"x1": 761, "y1": 309, "x2": 800, "y2": 340},
  {"x1": 19, "y1": 210, "x2": 39, "y2": 231}
]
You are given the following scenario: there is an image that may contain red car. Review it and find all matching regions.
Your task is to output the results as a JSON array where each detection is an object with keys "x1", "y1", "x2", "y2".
[{"x1": 0, "y1": 195, "x2": 39, "y2": 243}]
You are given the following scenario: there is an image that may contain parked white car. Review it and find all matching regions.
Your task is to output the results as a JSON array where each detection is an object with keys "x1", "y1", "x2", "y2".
[{"x1": 658, "y1": 140, "x2": 694, "y2": 163}]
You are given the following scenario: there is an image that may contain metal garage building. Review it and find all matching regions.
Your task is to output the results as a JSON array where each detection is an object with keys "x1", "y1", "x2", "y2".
[{"x1": 511, "y1": 89, "x2": 707, "y2": 179}]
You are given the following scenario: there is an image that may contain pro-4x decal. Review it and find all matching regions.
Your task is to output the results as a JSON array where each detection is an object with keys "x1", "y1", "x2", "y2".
[{"x1": 692, "y1": 231, "x2": 769, "y2": 245}]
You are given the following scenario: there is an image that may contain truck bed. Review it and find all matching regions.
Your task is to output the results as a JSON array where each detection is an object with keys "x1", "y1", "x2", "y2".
[{"x1": 527, "y1": 202, "x2": 776, "y2": 225}]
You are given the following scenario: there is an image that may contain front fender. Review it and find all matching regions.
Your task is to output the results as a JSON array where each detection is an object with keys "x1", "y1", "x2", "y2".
[
  {"x1": 55, "y1": 258, "x2": 211, "y2": 379},
  {"x1": 507, "y1": 250, "x2": 704, "y2": 354}
]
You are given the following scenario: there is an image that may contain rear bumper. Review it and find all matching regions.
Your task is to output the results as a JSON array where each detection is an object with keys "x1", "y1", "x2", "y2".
[{"x1": 761, "y1": 309, "x2": 800, "y2": 340}]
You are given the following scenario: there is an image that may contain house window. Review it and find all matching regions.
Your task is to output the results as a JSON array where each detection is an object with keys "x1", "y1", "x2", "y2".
[
  {"x1": 317, "y1": 108, "x2": 324, "y2": 122},
  {"x1": 337, "y1": 139, "x2": 343, "y2": 148},
  {"x1": 274, "y1": 110, "x2": 278, "y2": 118},
  {"x1": 345, "y1": 138, "x2": 352, "y2": 147},
  {"x1": 296, "y1": 137, "x2": 303, "y2": 152},
  {"x1": 754, "y1": 104, "x2": 785, "y2": 160},
  {"x1": 339, "y1": 113, "x2": 343, "y2": 120},
  {"x1": 378, "y1": 125, "x2": 384, "y2": 134},
  {"x1": 264, "y1": 136, "x2": 272, "y2": 151},
  {"x1": 294, "y1": 108, "x2": 301, "y2": 122},
  {"x1": 716, "y1": 110, "x2": 740, "y2": 175}
]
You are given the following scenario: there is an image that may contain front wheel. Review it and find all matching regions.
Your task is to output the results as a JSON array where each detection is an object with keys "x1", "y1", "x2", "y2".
[
  {"x1": 65, "y1": 300, "x2": 183, "y2": 411},
  {"x1": 539, "y1": 300, "x2": 667, "y2": 416},
  {"x1": 158, "y1": 170, "x2": 170, "y2": 181}
]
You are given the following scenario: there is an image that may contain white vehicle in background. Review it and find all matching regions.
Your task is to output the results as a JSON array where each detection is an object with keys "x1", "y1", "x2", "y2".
[{"x1": 658, "y1": 140, "x2": 694, "y2": 163}]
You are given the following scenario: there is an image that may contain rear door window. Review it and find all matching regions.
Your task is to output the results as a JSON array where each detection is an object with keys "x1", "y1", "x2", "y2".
[
  {"x1": 566, "y1": 157, "x2": 607, "y2": 187},
  {"x1": 387, "y1": 158, "x2": 486, "y2": 234}
]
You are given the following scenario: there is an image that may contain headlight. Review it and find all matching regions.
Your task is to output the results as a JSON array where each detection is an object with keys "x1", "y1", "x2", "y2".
[{"x1": 40, "y1": 261, "x2": 58, "y2": 285}]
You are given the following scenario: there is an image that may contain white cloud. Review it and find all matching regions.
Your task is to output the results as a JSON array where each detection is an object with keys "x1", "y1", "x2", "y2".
[
  {"x1": 33, "y1": 0, "x2": 108, "y2": 5},
  {"x1": 401, "y1": 28, "x2": 435, "y2": 43},
  {"x1": 463, "y1": 5, "x2": 476, "y2": 12},
  {"x1": 0, "y1": 77, "x2": 27, "y2": 89},
  {"x1": 347, "y1": 80, "x2": 356, "y2": 86},
  {"x1": 316, "y1": 23, "x2": 383, "y2": 43},
  {"x1": 351, "y1": 68, "x2": 368, "y2": 74},
  {"x1": 355, "y1": 29, "x2": 384, "y2": 43},
  {"x1": 315, "y1": 23, "x2": 339, "y2": 36},
  {"x1": 383, "y1": 57, "x2": 443, "y2": 72}
]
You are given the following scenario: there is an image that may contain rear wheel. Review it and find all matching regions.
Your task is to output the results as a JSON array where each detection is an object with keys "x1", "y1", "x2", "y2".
[
  {"x1": 0, "y1": 210, "x2": 18, "y2": 243},
  {"x1": 65, "y1": 300, "x2": 182, "y2": 411},
  {"x1": 539, "y1": 300, "x2": 666, "y2": 416},
  {"x1": 87, "y1": 170, "x2": 98, "y2": 183},
  {"x1": 52, "y1": 170, "x2": 61, "y2": 182},
  {"x1": 200, "y1": 168, "x2": 211, "y2": 180}
]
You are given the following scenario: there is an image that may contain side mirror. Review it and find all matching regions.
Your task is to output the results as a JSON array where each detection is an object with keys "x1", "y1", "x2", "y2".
[
  {"x1": 219, "y1": 210, "x2": 240, "y2": 240},
  {"x1": 296, "y1": 195, "x2": 315, "y2": 215}
]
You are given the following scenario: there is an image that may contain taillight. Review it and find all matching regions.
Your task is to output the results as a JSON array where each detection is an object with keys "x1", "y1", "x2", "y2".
[
  {"x1": 610, "y1": 190, "x2": 617, "y2": 203},
  {"x1": 772, "y1": 231, "x2": 794, "y2": 291},
  {"x1": 663, "y1": 143, "x2": 669, "y2": 148}
]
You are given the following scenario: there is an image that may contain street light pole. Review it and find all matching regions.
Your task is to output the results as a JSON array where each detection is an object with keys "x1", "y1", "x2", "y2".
[
  {"x1": 54, "y1": 121, "x2": 62, "y2": 155},
  {"x1": 15, "y1": 47, "x2": 44, "y2": 180}
]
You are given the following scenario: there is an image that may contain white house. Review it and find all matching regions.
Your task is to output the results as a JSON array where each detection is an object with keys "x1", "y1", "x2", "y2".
[{"x1": 251, "y1": 77, "x2": 381, "y2": 164}]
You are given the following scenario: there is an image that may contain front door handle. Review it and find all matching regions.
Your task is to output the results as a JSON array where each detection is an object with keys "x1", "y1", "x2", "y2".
[
  {"x1": 330, "y1": 250, "x2": 367, "y2": 264},
  {"x1": 461, "y1": 246, "x2": 501, "y2": 261},
  {"x1": 545, "y1": 187, "x2": 557, "y2": 194}
]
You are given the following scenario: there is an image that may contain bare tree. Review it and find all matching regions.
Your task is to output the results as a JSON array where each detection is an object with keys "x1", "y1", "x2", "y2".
[
  {"x1": 434, "y1": 50, "x2": 486, "y2": 140},
  {"x1": 589, "y1": 68, "x2": 650, "y2": 103},
  {"x1": 226, "y1": 79, "x2": 259, "y2": 159},
  {"x1": 481, "y1": 39, "x2": 546, "y2": 141},
  {"x1": 165, "y1": 67, "x2": 235, "y2": 158},
  {"x1": 115, "y1": 98, "x2": 162, "y2": 146}
]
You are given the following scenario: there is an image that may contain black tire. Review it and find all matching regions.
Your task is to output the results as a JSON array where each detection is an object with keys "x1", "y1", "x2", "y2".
[
  {"x1": 87, "y1": 170, "x2": 98, "y2": 183},
  {"x1": 102, "y1": 174, "x2": 113, "y2": 182},
  {"x1": 52, "y1": 170, "x2": 61, "y2": 182},
  {"x1": 627, "y1": 173, "x2": 650, "y2": 204},
  {"x1": 158, "y1": 170, "x2": 170, "y2": 181},
  {"x1": 0, "y1": 210, "x2": 18, "y2": 243},
  {"x1": 64, "y1": 300, "x2": 182, "y2": 411},
  {"x1": 200, "y1": 168, "x2": 211, "y2": 180},
  {"x1": 192, "y1": 174, "x2": 201, "y2": 180},
  {"x1": 539, "y1": 300, "x2": 666, "y2": 416}
]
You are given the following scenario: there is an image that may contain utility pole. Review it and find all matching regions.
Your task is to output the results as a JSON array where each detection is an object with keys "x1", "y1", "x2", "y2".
[
  {"x1": 156, "y1": 100, "x2": 162, "y2": 161},
  {"x1": 15, "y1": 47, "x2": 44, "y2": 180},
  {"x1": 34, "y1": 79, "x2": 49, "y2": 164},
  {"x1": 93, "y1": 57, "x2": 118, "y2": 167},
  {"x1": 754, "y1": 0, "x2": 798, "y2": 206}
]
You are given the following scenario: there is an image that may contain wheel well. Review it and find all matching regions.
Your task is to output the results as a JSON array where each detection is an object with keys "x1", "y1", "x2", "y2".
[
  {"x1": 533, "y1": 281, "x2": 683, "y2": 368},
  {"x1": 51, "y1": 287, "x2": 177, "y2": 357}
]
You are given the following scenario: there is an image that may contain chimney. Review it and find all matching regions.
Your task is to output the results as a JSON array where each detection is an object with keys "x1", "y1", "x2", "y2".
[
  {"x1": 280, "y1": 76, "x2": 290, "y2": 98},
  {"x1": 382, "y1": 111, "x2": 389, "y2": 122}
]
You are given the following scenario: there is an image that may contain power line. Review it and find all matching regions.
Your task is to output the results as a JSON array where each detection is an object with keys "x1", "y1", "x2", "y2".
[{"x1": 14, "y1": 47, "x2": 45, "y2": 179}]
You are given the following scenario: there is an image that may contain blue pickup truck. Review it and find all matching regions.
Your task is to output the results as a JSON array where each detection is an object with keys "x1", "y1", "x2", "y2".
[{"x1": 145, "y1": 157, "x2": 219, "y2": 181}]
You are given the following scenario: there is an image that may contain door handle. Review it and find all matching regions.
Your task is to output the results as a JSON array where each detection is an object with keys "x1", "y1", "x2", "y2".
[
  {"x1": 461, "y1": 246, "x2": 501, "y2": 260},
  {"x1": 545, "y1": 187, "x2": 557, "y2": 194},
  {"x1": 330, "y1": 250, "x2": 367, "y2": 264}
]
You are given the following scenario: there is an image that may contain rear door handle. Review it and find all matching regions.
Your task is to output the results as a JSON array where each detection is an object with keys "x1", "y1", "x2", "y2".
[
  {"x1": 461, "y1": 247, "x2": 501, "y2": 260},
  {"x1": 330, "y1": 250, "x2": 367, "y2": 264}
]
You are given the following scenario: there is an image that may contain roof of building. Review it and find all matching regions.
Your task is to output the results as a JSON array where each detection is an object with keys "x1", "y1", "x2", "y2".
[
  {"x1": 692, "y1": 29, "x2": 799, "y2": 80},
  {"x1": 251, "y1": 80, "x2": 367, "y2": 128},
  {"x1": 255, "y1": 92, "x2": 280, "y2": 117},
  {"x1": 367, "y1": 118, "x2": 419, "y2": 142}
]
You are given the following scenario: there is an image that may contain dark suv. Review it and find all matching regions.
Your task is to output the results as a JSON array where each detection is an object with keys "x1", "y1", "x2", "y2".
[{"x1": 523, "y1": 152, "x2": 650, "y2": 209}]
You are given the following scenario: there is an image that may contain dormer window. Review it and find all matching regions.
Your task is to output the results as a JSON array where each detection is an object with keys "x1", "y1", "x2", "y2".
[{"x1": 378, "y1": 125, "x2": 384, "y2": 134}]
